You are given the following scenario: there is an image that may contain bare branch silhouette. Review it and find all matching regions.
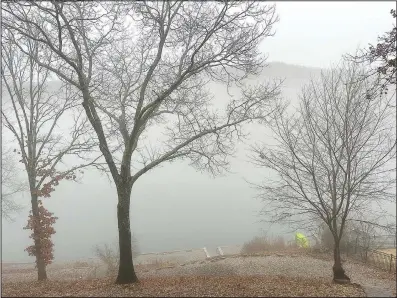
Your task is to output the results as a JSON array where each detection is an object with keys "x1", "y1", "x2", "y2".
[
  {"x1": 3, "y1": 1, "x2": 280, "y2": 284},
  {"x1": 1, "y1": 33, "x2": 103, "y2": 281},
  {"x1": 250, "y1": 60, "x2": 396, "y2": 283}
]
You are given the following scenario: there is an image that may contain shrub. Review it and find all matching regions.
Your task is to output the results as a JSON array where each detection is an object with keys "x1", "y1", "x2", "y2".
[
  {"x1": 241, "y1": 236, "x2": 268, "y2": 254},
  {"x1": 241, "y1": 235, "x2": 290, "y2": 254},
  {"x1": 273, "y1": 236, "x2": 286, "y2": 250},
  {"x1": 94, "y1": 235, "x2": 140, "y2": 276},
  {"x1": 94, "y1": 243, "x2": 119, "y2": 275}
]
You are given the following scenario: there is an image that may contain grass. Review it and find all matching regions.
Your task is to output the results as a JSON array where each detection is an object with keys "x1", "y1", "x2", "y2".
[{"x1": 2, "y1": 275, "x2": 365, "y2": 297}]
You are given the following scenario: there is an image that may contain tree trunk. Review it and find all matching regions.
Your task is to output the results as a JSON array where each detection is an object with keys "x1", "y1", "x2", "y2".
[
  {"x1": 31, "y1": 193, "x2": 47, "y2": 281},
  {"x1": 332, "y1": 239, "x2": 350, "y2": 283},
  {"x1": 115, "y1": 182, "x2": 138, "y2": 284}
]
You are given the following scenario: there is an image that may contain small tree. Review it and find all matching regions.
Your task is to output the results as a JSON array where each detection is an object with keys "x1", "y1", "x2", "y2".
[
  {"x1": 3, "y1": 2, "x2": 281, "y2": 284},
  {"x1": 94, "y1": 235, "x2": 140, "y2": 276},
  {"x1": 251, "y1": 60, "x2": 396, "y2": 283},
  {"x1": 1, "y1": 34, "x2": 101, "y2": 280}
]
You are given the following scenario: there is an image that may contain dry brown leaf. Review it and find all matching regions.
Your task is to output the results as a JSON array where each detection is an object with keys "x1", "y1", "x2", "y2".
[{"x1": 2, "y1": 275, "x2": 365, "y2": 297}]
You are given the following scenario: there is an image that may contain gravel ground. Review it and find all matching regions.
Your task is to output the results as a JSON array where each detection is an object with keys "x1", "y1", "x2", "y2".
[{"x1": 137, "y1": 255, "x2": 396, "y2": 295}]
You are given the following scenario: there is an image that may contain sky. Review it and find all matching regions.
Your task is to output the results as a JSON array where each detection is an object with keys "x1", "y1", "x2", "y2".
[
  {"x1": 2, "y1": 1, "x2": 396, "y2": 263},
  {"x1": 264, "y1": 1, "x2": 396, "y2": 68}
]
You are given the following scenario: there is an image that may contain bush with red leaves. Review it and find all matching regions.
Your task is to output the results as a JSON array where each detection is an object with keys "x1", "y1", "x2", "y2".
[
  {"x1": 23, "y1": 157, "x2": 78, "y2": 267},
  {"x1": 24, "y1": 201, "x2": 58, "y2": 266}
]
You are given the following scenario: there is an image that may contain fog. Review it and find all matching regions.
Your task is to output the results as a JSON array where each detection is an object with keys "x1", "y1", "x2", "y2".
[
  {"x1": 264, "y1": 1, "x2": 395, "y2": 67},
  {"x1": 2, "y1": 2, "x2": 395, "y2": 263}
]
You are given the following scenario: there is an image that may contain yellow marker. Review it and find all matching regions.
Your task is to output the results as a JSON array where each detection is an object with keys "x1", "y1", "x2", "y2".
[{"x1": 295, "y1": 232, "x2": 309, "y2": 248}]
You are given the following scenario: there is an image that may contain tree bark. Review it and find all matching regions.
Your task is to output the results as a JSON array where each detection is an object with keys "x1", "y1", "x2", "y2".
[
  {"x1": 115, "y1": 182, "x2": 138, "y2": 284},
  {"x1": 332, "y1": 239, "x2": 350, "y2": 283},
  {"x1": 30, "y1": 192, "x2": 47, "y2": 281}
]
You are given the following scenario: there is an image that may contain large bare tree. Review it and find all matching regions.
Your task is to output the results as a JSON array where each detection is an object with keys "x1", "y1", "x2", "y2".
[
  {"x1": 2, "y1": 1, "x2": 281, "y2": 283},
  {"x1": 1, "y1": 35, "x2": 101, "y2": 280},
  {"x1": 251, "y1": 61, "x2": 396, "y2": 283}
]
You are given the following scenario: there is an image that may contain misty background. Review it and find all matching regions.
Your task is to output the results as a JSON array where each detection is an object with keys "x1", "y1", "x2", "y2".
[{"x1": 2, "y1": 1, "x2": 395, "y2": 263}]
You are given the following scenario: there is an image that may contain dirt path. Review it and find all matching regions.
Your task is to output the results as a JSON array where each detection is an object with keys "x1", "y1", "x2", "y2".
[{"x1": 362, "y1": 285, "x2": 394, "y2": 297}]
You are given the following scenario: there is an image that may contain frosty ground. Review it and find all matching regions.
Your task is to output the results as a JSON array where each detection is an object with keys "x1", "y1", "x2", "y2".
[{"x1": 2, "y1": 252, "x2": 395, "y2": 297}]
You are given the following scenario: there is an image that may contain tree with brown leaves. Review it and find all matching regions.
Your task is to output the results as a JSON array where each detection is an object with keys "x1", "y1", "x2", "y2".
[{"x1": 1, "y1": 34, "x2": 103, "y2": 280}]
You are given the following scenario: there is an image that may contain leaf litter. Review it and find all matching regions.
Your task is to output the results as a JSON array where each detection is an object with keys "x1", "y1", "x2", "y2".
[{"x1": 2, "y1": 275, "x2": 365, "y2": 297}]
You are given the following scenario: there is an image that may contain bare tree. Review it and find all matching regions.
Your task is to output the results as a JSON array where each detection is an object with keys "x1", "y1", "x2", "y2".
[
  {"x1": 1, "y1": 35, "x2": 102, "y2": 281},
  {"x1": 250, "y1": 60, "x2": 396, "y2": 283},
  {"x1": 1, "y1": 147, "x2": 26, "y2": 221},
  {"x1": 2, "y1": 2, "x2": 281, "y2": 284}
]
